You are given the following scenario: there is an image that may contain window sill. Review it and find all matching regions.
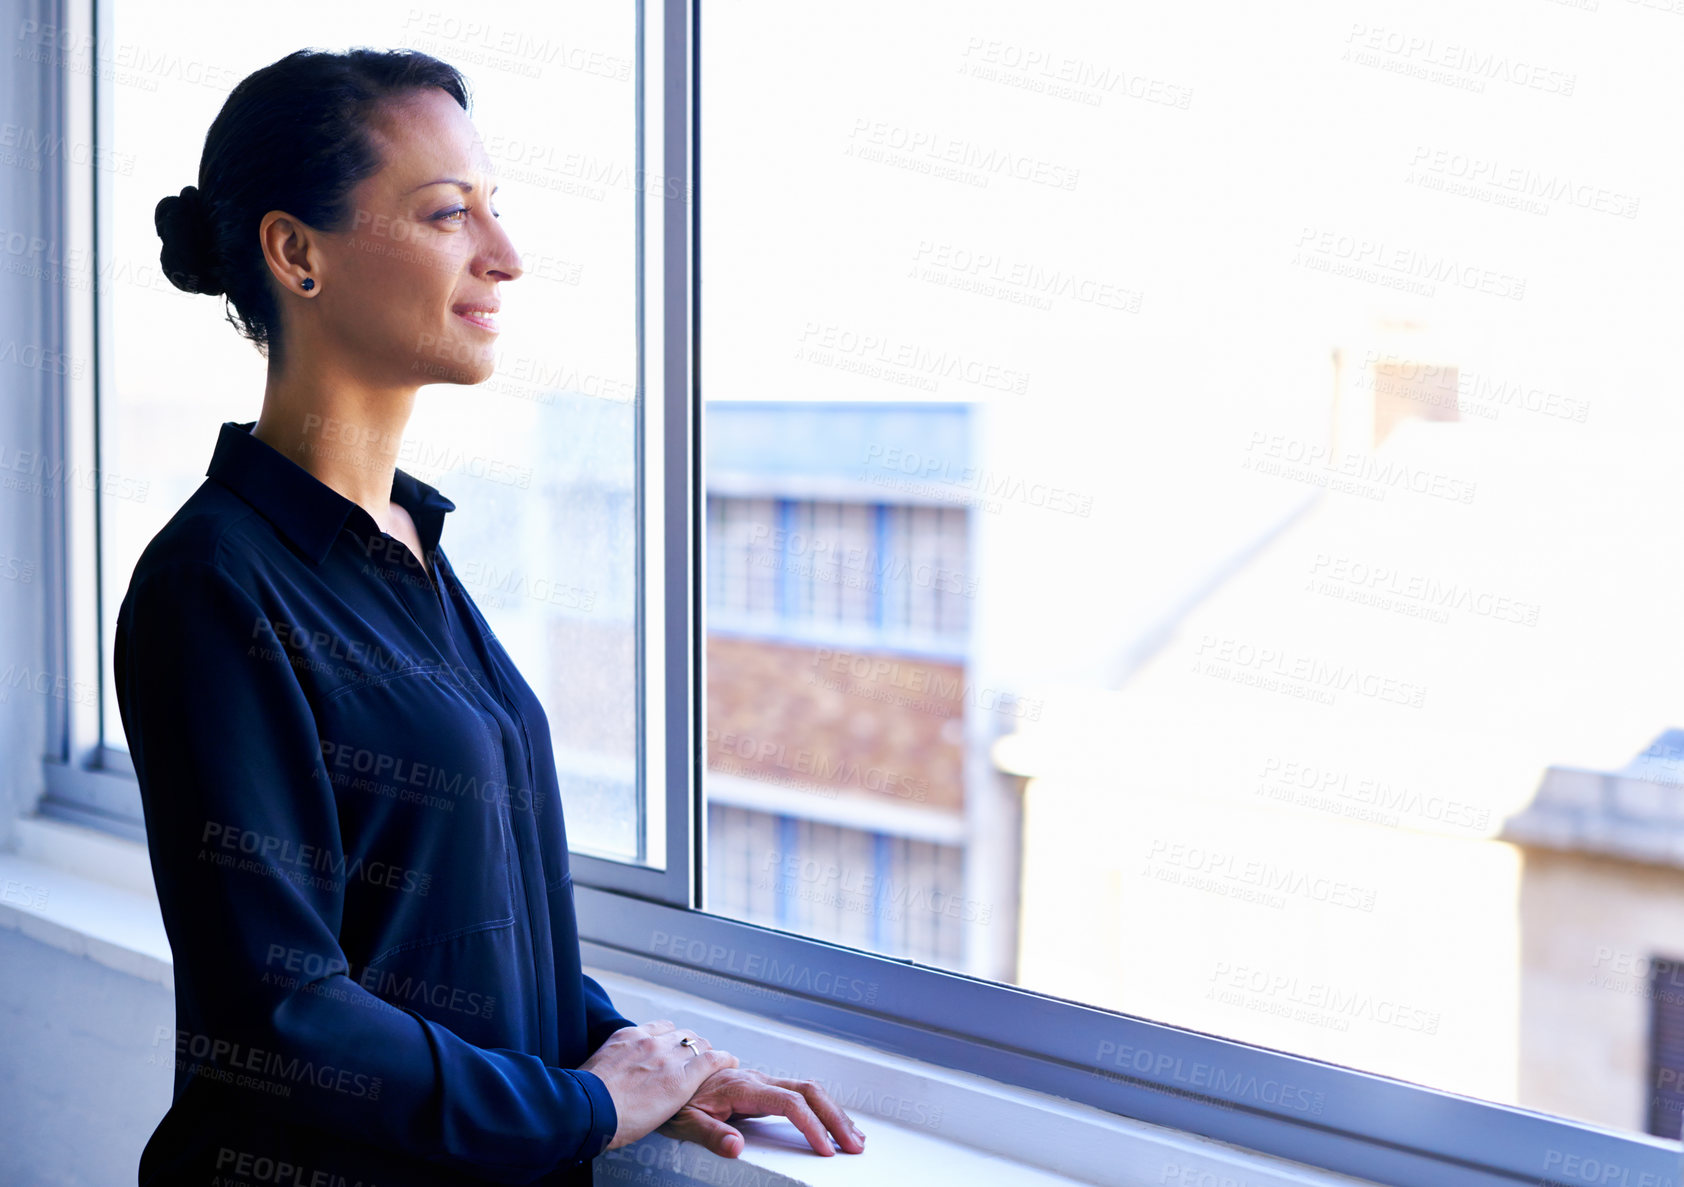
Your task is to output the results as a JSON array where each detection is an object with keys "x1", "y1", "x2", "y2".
[
  {"x1": 0, "y1": 813, "x2": 1380, "y2": 1186},
  {"x1": 0, "y1": 814, "x2": 173, "y2": 988},
  {"x1": 591, "y1": 966, "x2": 1380, "y2": 1187}
]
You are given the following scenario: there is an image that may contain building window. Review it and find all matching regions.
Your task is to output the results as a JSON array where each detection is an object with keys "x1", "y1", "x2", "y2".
[
  {"x1": 1648, "y1": 955, "x2": 1684, "y2": 1139},
  {"x1": 706, "y1": 494, "x2": 972, "y2": 646},
  {"x1": 707, "y1": 802, "x2": 966, "y2": 969}
]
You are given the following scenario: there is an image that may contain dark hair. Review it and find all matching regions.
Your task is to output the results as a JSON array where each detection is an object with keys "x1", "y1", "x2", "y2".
[{"x1": 154, "y1": 48, "x2": 470, "y2": 368}]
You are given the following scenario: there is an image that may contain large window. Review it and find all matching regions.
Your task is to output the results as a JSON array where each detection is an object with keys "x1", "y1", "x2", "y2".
[
  {"x1": 85, "y1": 2, "x2": 650, "y2": 862},
  {"x1": 37, "y1": 0, "x2": 1684, "y2": 1183},
  {"x1": 692, "y1": 0, "x2": 1682, "y2": 1172}
]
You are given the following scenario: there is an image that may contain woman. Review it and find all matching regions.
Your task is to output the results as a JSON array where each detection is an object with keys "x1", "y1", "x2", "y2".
[{"x1": 119, "y1": 47, "x2": 864, "y2": 1185}]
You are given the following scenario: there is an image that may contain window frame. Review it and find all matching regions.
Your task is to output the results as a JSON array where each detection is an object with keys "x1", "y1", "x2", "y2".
[
  {"x1": 38, "y1": 0, "x2": 145, "y2": 843},
  {"x1": 30, "y1": 0, "x2": 1682, "y2": 1182}
]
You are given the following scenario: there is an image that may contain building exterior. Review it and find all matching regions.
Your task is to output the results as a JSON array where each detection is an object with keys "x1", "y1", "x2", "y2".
[
  {"x1": 1501, "y1": 732, "x2": 1684, "y2": 1137},
  {"x1": 700, "y1": 401, "x2": 1026, "y2": 981}
]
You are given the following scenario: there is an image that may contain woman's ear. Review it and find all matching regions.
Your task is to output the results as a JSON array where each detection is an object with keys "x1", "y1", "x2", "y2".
[{"x1": 259, "y1": 209, "x2": 322, "y2": 296}]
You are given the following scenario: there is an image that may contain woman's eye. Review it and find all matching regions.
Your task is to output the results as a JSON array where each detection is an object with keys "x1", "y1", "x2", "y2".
[{"x1": 431, "y1": 207, "x2": 495, "y2": 223}]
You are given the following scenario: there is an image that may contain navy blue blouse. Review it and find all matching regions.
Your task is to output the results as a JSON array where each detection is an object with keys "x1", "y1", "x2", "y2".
[{"x1": 114, "y1": 419, "x2": 636, "y2": 1185}]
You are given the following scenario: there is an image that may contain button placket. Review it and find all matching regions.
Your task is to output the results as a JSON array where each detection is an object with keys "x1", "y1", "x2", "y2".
[
  {"x1": 441, "y1": 565, "x2": 559, "y2": 1057},
  {"x1": 360, "y1": 531, "x2": 444, "y2": 661},
  {"x1": 422, "y1": 554, "x2": 553, "y2": 1055},
  {"x1": 359, "y1": 522, "x2": 554, "y2": 1056}
]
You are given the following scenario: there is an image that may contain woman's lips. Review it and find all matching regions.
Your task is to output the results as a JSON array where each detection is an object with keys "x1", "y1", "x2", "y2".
[{"x1": 454, "y1": 310, "x2": 498, "y2": 333}]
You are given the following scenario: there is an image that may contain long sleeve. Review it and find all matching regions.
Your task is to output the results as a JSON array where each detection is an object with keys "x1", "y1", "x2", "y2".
[
  {"x1": 582, "y1": 974, "x2": 637, "y2": 1053},
  {"x1": 116, "y1": 558, "x2": 619, "y2": 1182}
]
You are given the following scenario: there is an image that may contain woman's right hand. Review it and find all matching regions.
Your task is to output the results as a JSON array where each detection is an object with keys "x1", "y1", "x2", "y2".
[{"x1": 579, "y1": 1019, "x2": 739, "y2": 1151}]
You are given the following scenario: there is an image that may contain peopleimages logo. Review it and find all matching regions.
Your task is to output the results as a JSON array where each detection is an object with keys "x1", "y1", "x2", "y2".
[
  {"x1": 1208, "y1": 962, "x2": 1442, "y2": 1035},
  {"x1": 845, "y1": 117, "x2": 1082, "y2": 191},
  {"x1": 214, "y1": 1146, "x2": 382, "y2": 1187},
  {"x1": 649, "y1": 930, "x2": 878, "y2": 1006},
  {"x1": 1143, "y1": 838, "x2": 1379, "y2": 913},
  {"x1": 1307, "y1": 553, "x2": 1542, "y2": 628},
  {"x1": 798, "y1": 321, "x2": 1032, "y2": 395},
  {"x1": 1094, "y1": 1040, "x2": 1325, "y2": 1116},
  {"x1": 152, "y1": 1026, "x2": 382, "y2": 1101},
  {"x1": 1341, "y1": 23, "x2": 1577, "y2": 96},
  {"x1": 1242, "y1": 430, "x2": 1477, "y2": 505},
  {"x1": 1407, "y1": 146, "x2": 1639, "y2": 219},
  {"x1": 199, "y1": 820, "x2": 433, "y2": 897},
  {"x1": 862, "y1": 443, "x2": 1093, "y2": 517},
  {"x1": 1293, "y1": 226, "x2": 1527, "y2": 301},
  {"x1": 1542, "y1": 1147, "x2": 1676, "y2": 1186},
  {"x1": 1193, "y1": 634, "x2": 1428, "y2": 711},
  {"x1": 1257, "y1": 756, "x2": 1491, "y2": 833},
  {"x1": 706, "y1": 724, "x2": 932, "y2": 802}
]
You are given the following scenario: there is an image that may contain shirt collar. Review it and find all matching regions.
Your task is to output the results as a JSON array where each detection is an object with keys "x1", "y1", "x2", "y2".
[{"x1": 206, "y1": 419, "x2": 457, "y2": 566}]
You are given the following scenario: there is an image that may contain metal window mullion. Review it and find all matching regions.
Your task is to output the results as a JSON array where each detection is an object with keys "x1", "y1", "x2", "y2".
[
  {"x1": 666, "y1": 0, "x2": 698, "y2": 906},
  {"x1": 872, "y1": 502, "x2": 888, "y2": 633},
  {"x1": 775, "y1": 497, "x2": 794, "y2": 622},
  {"x1": 571, "y1": 0, "x2": 693, "y2": 901},
  {"x1": 39, "y1": 0, "x2": 73, "y2": 772},
  {"x1": 36, "y1": 0, "x2": 150, "y2": 833}
]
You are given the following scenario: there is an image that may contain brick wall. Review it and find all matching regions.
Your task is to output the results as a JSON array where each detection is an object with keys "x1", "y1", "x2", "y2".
[{"x1": 705, "y1": 634, "x2": 965, "y2": 813}]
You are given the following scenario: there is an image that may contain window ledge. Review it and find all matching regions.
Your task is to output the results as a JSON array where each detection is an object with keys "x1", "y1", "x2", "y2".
[
  {"x1": 592, "y1": 967, "x2": 1379, "y2": 1187},
  {"x1": 0, "y1": 814, "x2": 1379, "y2": 1187},
  {"x1": 0, "y1": 815, "x2": 173, "y2": 988}
]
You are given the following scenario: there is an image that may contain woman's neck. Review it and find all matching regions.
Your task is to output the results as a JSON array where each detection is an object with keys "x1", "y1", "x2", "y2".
[{"x1": 253, "y1": 362, "x2": 419, "y2": 533}]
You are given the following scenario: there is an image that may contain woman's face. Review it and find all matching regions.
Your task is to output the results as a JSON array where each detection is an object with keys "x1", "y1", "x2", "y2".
[{"x1": 271, "y1": 86, "x2": 524, "y2": 388}]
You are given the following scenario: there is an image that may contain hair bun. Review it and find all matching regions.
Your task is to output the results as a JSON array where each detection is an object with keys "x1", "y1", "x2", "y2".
[{"x1": 155, "y1": 184, "x2": 225, "y2": 296}]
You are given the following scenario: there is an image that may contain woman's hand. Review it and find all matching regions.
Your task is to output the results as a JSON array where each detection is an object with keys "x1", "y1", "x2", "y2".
[
  {"x1": 579, "y1": 1020, "x2": 738, "y2": 1151},
  {"x1": 657, "y1": 1067, "x2": 867, "y2": 1159}
]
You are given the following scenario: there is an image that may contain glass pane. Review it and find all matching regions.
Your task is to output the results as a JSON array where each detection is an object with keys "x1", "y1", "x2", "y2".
[
  {"x1": 100, "y1": 5, "x2": 648, "y2": 861},
  {"x1": 700, "y1": 0, "x2": 1684, "y2": 1134}
]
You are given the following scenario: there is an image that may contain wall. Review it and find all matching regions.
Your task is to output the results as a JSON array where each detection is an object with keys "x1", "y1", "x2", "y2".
[{"x1": 0, "y1": 928, "x2": 174, "y2": 1184}]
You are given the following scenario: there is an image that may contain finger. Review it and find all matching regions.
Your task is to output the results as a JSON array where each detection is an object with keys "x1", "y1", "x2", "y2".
[
  {"x1": 774, "y1": 1077, "x2": 866, "y2": 1154},
  {"x1": 687, "y1": 1048, "x2": 738, "y2": 1087},
  {"x1": 662, "y1": 1108, "x2": 746, "y2": 1159},
  {"x1": 645, "y1": 1019, "x2": 677, "y2": 1035},
  {"x1": 748, "y1": 1085, "x2": 838, "y2": 1157},
  {"x1": 675, "y1": 1029, "x2": 711, "y2": 1053}
]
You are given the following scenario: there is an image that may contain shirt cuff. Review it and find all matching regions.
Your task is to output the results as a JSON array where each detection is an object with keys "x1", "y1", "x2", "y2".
[
  {"x1": 570, "y1": 1067, "x2": 620, "y2": 1164},
  {"x1": 587, "y1": 1015, "x2": 640, "y2": 1053}
]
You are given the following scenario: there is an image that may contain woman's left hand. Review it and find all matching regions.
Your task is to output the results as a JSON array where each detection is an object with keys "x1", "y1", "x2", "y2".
[{"x1": 658, "y1": 1067, "x2": 867, "y2": 1159}]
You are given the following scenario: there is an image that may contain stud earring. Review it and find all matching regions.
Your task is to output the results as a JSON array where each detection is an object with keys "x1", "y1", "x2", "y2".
[{"x1": 300, "y1": 278, "x2": 315, "y2": 291}]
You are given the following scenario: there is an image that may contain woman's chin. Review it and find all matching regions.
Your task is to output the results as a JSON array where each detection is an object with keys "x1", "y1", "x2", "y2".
[
  {"x1": 446, "y1": 365, "x2": 496, "y2": 387},
  {"x1": 408, "y1": 344, "x2": 497, "y2": 386},
  {"x1": 454, "y1": 355, "x2": 498, "y2": 385}
]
